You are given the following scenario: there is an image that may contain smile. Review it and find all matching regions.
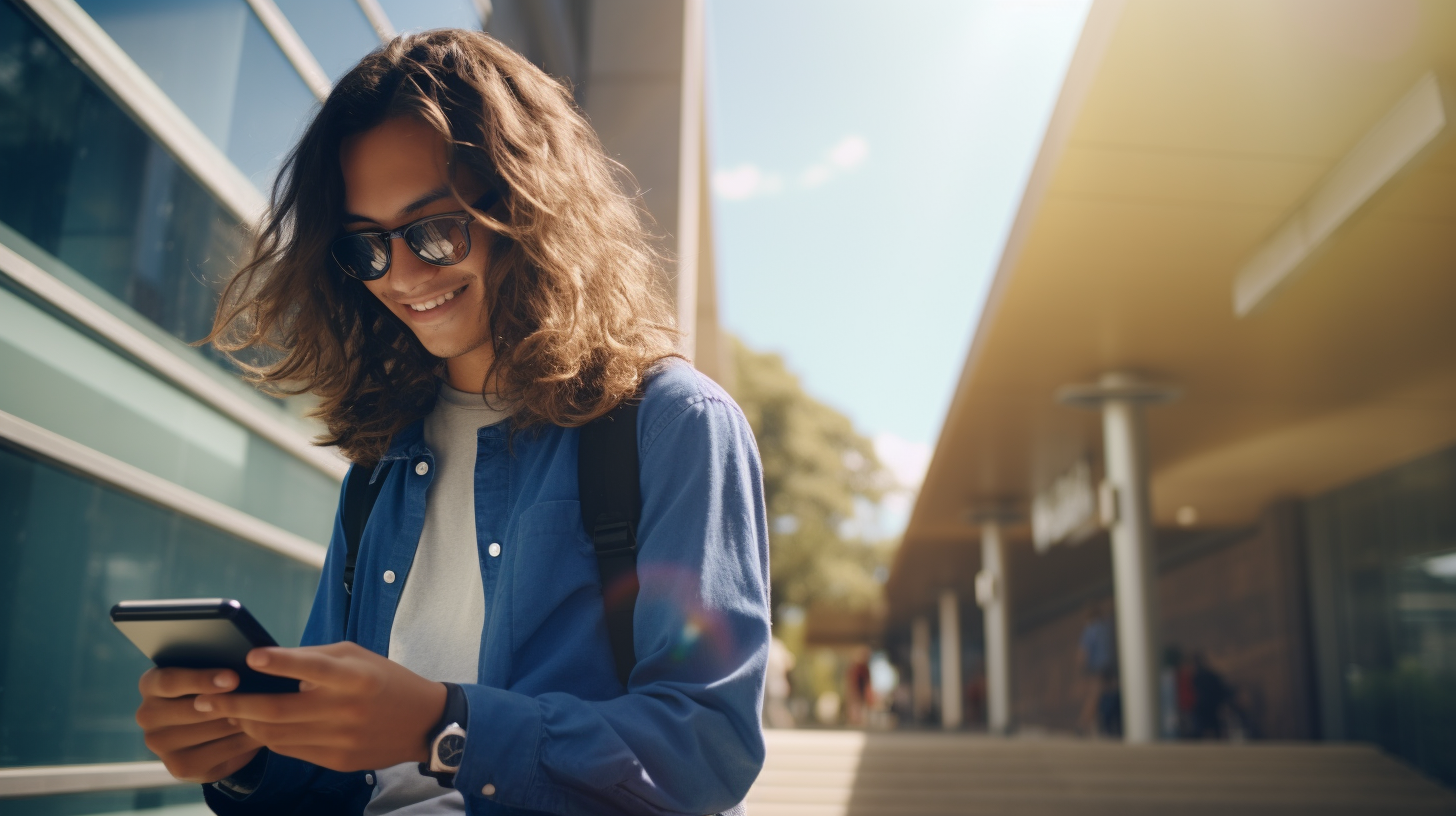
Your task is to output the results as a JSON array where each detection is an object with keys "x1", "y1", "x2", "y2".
[{"x1": 407, "y1": 285, "x2": 467, "y2": 312}]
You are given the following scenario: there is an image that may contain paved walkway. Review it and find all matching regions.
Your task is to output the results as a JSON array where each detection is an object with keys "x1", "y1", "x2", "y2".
[{"x1": 745, "y1": 729, "x2": 1456, "y2": 815}]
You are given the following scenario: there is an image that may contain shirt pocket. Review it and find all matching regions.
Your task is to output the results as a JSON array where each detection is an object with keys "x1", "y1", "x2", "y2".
[{"x1": 509, "y1": 500, "x2": 605, "y2": 656}]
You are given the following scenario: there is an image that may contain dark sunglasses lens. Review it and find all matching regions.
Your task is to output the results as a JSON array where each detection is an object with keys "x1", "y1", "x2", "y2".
[
  {"x1": 405, "y1": 218, "x2": 470, "y2": 265},
  {"x1": 333, "y1": 234, "x2": 391, "y2": 280}
]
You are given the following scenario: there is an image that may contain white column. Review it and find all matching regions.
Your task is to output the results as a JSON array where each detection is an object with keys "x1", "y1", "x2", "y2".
[
  {"x1": 977, "y1": 522, "x2": 1011, "y2": 734},
  {"x1": 911, "y1": 616, "x2": 933, "y2": 723},
  {"x1": 1102, "y1": 397, "x2": 1161, "y2": 743},
  {"x1": 939, "y1": 590, "x2": 963, "y2": 729}
]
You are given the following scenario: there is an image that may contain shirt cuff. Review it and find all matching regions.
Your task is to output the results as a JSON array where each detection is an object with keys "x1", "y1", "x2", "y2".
[{"x1": 455, "y1": 684, "x2": 547, "y2": 810}]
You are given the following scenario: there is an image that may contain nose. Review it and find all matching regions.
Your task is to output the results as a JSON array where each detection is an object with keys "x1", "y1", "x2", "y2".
[{"x1": 382, "y1": 234, "x2": 441, "y2": 292}]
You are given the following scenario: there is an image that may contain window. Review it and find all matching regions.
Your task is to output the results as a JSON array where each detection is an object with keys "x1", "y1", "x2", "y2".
[
  {"x1": 274, "y1": 0, "x2": 379, "y2": 81},
  {"x1": 0, "y1": 0, "x2": 244, "y2": 355},
  {"x1": 75, "y1": 0, "x2": 318, "y2": 187},
  {"x1": 0, "y1": 440, "x2": 319, "y2": 768}
]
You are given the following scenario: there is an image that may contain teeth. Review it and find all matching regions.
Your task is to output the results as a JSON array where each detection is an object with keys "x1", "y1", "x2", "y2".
[{"x1": 408, "y1": 288, "x2": 460, "y2": 312}]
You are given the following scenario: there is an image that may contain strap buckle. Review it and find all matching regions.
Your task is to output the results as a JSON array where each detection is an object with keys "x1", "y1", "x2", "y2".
[{"x1": 591, "y1": 520, "x2": 638, "y2": 557}]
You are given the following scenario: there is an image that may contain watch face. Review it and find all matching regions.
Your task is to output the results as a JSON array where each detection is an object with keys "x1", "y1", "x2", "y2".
[{"x1": 436, "y1": 733, "x2": 466, "y2": 769}]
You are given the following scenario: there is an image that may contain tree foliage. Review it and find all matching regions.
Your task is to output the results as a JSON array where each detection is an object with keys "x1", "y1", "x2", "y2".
[{"x1": 723, "y1": 337, "x2": 896, "y2": 617}]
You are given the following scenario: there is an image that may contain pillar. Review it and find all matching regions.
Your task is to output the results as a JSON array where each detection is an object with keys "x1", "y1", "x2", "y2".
[
  {"x1": 1057, "y1": 371, "x2": 1177, "y2": 744},
  {"x1": 939, "y1": 590, "x2": 963, "y2": 729},
  {"x1": 911, "y1": 615, "x2": 932, "y2": 723},
  {"x1": 977, "y1": 522, "x2": 1011, "y2": 734},
  {"x1": 1102, "y1": 396, "x2": 1161, "y2": 743}
]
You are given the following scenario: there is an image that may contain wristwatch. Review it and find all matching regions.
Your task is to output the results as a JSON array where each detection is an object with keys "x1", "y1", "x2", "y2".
[{"x1": 419, "y1": 682, "x2": 469, "y2": 787}]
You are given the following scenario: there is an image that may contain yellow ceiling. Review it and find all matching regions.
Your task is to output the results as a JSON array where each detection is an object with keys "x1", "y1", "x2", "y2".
[{"x1": 891, "y1": 0, "x2": 1456, "y2": 614}]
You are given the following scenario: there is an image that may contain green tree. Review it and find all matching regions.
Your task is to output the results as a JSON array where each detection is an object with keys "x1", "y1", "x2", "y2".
[{"x1": 723, "y1": 336, "x2": 896, "y2": 617}]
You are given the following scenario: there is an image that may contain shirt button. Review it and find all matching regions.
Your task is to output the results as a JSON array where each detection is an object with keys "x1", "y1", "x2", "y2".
[
  {"x1": 481, "y1": 783, "x2": 496, "y2": 796},
  {"x1": 488, "y1": 542, "x2": 501, "y2": 558},
  {"x1": 415, "y1": 461, "x2": 429, "y2": 476},
  {"x1": 365, "y1": 773, "x2": 374, "y2": 785},
  {"x1": 383, "y1": 570, "x2": 396, "y2": 583}
]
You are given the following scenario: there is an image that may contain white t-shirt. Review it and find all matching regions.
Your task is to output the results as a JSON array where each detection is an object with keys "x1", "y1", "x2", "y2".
[{"x1": 364, "y1": 382, "x2": 509, "y2": 815}]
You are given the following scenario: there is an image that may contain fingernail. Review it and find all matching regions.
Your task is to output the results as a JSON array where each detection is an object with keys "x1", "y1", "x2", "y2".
[
  {"x1": 194, "y1": 698, "x2": 213, "y2": 712},
  {"x1": 227, "y1": 718, "x2": 238, "y2": 726},
  {"x1": 247, "y1": 650, "x2": 269, "y2": 668},
  {"x1": 299, "y1": 680, "x2": 317, "y2": 692},
  {"x1": 214, "y1": 673, "x2": 234, "y2": 688}
]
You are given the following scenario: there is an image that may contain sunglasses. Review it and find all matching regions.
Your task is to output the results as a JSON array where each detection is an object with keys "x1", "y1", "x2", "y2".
[{"x1": 331, "y1": 190, "x2": 500, "y2": 282}]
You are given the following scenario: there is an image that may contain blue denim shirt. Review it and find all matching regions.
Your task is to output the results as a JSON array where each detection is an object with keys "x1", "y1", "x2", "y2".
[{"x1": 204, "y1": 362, "x2": 771, "y2": 816}]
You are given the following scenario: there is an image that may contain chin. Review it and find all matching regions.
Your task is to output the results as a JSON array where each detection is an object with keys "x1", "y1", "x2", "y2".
[{"x1": 420, "y1": 334, "x2": 491, "y2": 362}]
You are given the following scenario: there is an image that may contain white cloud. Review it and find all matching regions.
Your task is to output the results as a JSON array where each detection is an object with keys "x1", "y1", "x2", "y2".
[
  {"x1": 711, "y1": 164, "x2": 783, "y2": 201},
  {"x1": 828, "y1": 135, "x2": 869, "y2": 169},
  {"x1": 713, "y1": 134, "x2": 869, "y2": 201},
  {"x1": 799, "y1": 163, "x2": 833, "y2": 188},
  {"x1": 874, "y1": 432, "x2": 932, "y2": 491}
]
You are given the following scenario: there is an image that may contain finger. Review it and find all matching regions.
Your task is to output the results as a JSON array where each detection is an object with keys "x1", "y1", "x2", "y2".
[
  {"x1": 196, "y1": 691, "x2": 328, "y2": 724},
  {"x1": 243, "y1": 646, "x2": 365, "y2": 690},
  {"x1": 145, "y1": 719, "x2": 243, "y2": 756},
  {"x1": 138, "y1": 695, "x2": 232, "y2": 730},
  {"x1": 203, "y1": 744, "x2": 266, "y2": 785},
  {"x1": 140, "y1": 667, "x2": 239, "y2": 699},
  {"x1": 237, "y1": 719, "x2": 353, "y2": 749},
  {"x1": 166, "y1": 732, "x2": 263, "y2": 784}
]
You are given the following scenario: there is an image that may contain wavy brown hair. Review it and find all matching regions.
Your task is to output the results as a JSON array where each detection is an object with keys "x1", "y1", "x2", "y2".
[{"x1": 207, "y1": 30, "x2": 681, "y2": 464}]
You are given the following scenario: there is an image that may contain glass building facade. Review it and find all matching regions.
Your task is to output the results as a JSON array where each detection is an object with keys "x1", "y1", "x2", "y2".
[
  {"x1": 1308, "y1": 444, "x2": 1456, "y2": 788},
  {"x1": 0, "y1": 1, "x2": 483, "y2": 812}
]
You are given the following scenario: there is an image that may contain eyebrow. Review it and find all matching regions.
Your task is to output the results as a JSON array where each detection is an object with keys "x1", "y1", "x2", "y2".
[{"x1": 342, "y1": 184, "x2": 455, "y2": 225}]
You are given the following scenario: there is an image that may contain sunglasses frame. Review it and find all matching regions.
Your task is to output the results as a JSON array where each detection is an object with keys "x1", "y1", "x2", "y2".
[{"x1": 332, "y1": 190, "x2": 500, "y2": 282}]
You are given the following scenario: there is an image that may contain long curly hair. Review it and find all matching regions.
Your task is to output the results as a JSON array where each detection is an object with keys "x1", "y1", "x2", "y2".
[{"x1": 207, "y1": 30, "x2": 681, "y2": 464}]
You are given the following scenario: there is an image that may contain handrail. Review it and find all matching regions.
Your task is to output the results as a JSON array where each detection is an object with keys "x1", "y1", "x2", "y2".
[{"x1": 0, "y1": 762, "x2": 180, "y2": 798}]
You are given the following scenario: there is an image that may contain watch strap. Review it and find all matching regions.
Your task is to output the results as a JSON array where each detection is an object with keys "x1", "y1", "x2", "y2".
[
  {"x1": 212, "y1": 748, "x2": 268, "y2": 801},
  {"x1": 418, "y1": 683, "x2": 468, "y2": 787}
]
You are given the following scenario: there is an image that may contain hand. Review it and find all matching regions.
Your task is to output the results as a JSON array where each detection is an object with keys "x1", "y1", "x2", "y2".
[
  {"x1": 193, "y1": 642, "x2": 447, "y2": 773},
  {"x1": 136, "y1": 668, "x2": 264, "y2": 783}
]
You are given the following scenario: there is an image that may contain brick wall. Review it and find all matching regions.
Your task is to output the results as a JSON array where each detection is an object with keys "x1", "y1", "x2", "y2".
[{"x1": 1010, "y1": 501, "x2": 1316, "y2": 738}]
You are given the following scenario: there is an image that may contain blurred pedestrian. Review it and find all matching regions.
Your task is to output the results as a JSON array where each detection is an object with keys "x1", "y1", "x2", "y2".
[
  {"x1": 765, "y1": 636, "x2": 797, "y2": 729},
  {"x1": 1078, "y1": 603, "x2": 1120, "y2": 737},
  {"x1": 1160, "y1": 645, "x2": 1182, "y2": 739},
  {"x1": 1190, "y1": 652, "x2": 1229, "y2": 739},
  {"x1": 845, "y1": 646, "x2": 872, "y2": 727}
]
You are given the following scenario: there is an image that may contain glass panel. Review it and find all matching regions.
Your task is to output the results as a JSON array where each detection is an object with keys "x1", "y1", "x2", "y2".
[
  {"x1": 1307, "y1": 444, "x2": 1456, "y2": 788},
  {"x1": 75, "y1": 0, "x2": 317, "y2": 187},
  {"x1": 0, "y1": 281, "x2": 338, "y2": 543},
  {"x1": 0, "y1": 0, "x2": 242, "y2": 357},
  {"x1": 274, "y1": 0, "x2": 379, "y2": 81},
  {"x1": 5, "y1": 786, "x2": 206, "y2": 816},
  {"x1": 0, "y1": 441, "x2": 321, "y2": 768},
  {"x1": 378, "y1": 0, "x2": 481, "y2": 33},
  {"x1": 225, "y1": 9, "x2": 318, "y2": 187}
]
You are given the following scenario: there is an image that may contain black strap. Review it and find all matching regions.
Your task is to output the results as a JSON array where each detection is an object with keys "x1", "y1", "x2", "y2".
[
  {"x1": 578, "y1": 399, "x2": 642, "y2": 688},
  {"x1": 342, "y1": 460, "x2": 391, "y2": 623}
]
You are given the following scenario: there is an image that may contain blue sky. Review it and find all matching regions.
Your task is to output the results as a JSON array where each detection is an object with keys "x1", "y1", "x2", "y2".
[{"x1": 706, "y1": 0, "x2": 1089, "y2": 530}]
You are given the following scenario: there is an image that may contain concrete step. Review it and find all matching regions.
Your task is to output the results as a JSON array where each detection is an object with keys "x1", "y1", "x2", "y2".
[{"x1": 744, "y1": 730, "x2": 1456, "y2": 816}]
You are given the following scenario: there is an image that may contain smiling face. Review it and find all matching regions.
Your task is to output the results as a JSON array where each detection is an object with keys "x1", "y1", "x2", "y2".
[{"x1": 340, "y1": 115, "x2": 495, "y2": 391}]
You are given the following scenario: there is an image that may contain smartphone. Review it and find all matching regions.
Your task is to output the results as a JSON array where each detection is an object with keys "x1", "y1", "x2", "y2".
[{"x1": 110, "y1": 598, "x2": 299, "y2": 694}]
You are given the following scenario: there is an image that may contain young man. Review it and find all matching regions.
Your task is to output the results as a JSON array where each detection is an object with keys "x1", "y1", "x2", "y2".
[{"x1": 132, "y1": 30, "x2": 770, "y2": 816}]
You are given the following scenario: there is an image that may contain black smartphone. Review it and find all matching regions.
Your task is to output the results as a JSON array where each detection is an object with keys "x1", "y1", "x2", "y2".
[{"x1": 110, "y1": 598, "x2": 299, "y2": 694}]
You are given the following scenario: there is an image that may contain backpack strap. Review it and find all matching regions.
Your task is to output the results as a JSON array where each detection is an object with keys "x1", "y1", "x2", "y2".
[
  {"x1": 578, "y1": 399, "x2": 642, "y2": 688},
  {"x1": 342, "y1": 460, "x2": 391, "y2": 623}
]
